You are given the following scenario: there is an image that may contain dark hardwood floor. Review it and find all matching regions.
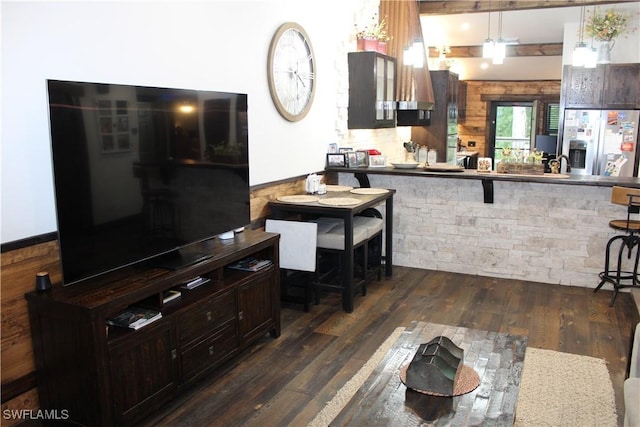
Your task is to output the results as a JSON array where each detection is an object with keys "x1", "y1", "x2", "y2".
[{"x1": 140, "y1": 267, "x2": 639, "y2": 427}]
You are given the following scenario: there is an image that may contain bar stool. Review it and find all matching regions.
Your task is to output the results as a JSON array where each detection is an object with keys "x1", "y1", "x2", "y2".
[
  {"x1": 265, "y1": 219, "x2": 318, "y2": 311},
  {"x1": 595, "y1": 186, "x2": 640, "y2": 306},
  {"x1": 311, "y1": 212, "x2": 384, "y2": 303}
]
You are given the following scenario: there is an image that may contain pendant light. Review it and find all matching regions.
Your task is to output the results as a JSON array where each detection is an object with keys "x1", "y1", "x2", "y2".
[
  {"x1": 482, "y1": 2, "x2": 494, "y2": 59},
  {"x1": 492, "y1": 9, "x2": 506, "y2": 64},
  {"x1": 403, "y1": 39, "x2": 424, "y2": 68},
  {"x1": 583, "y1": 5, "x2": 598, "y2": 68},
  {"x1": 572, "y1": 0, "x2": 588, "y2": 67},
  {"x1": 412, "y1": 39, "x2": 425, "y2": 68}
]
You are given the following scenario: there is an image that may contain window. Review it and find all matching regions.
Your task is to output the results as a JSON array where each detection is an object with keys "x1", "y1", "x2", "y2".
[{"x1": 490, "y1": 102, "x2": 534, "y2": 166}]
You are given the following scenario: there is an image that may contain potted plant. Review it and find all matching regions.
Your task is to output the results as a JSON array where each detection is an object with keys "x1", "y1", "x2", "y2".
[
  {"x1": 355, "y1": 14, "x2": 389, "y2": 53},
  {"x1": 585, "y1": 8, "x2": 634, "y2": 63},
  {"x1": 377, "y1": 31, "x2": 391, "y2": 55}
]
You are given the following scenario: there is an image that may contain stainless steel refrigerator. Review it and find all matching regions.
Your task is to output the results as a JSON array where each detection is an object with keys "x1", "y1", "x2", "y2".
[{"x1": 561, "y1": 109, "x2": 640, "y2": 177}]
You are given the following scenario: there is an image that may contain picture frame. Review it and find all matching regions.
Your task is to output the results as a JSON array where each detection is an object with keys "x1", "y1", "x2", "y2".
[
  {"x1": 369, "y1": 155, "x2": 387, "y2": 167},
  {"x1": 355, "y1": 150, "x2": 369, "y2": 167},
  {"x1": 345, "y1": 151, "x2": 357, "y2": 167},
  {"x1": 339, "y1": 147, "x2": 353, "y2": 153},
  {"x1": 326, "y1": 153, "x2": 346, "y2": 167},
  {"x1": 327, "y1": 143, "x2": 338, "y2": 153}
]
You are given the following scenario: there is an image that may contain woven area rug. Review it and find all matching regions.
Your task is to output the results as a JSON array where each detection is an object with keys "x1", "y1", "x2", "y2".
[
  {"x1": 309, "y1": 328, "x2": 617, "y2": 427},
  {"x1": 514, "y1": 347, "x2": 617, "y2": 427}
]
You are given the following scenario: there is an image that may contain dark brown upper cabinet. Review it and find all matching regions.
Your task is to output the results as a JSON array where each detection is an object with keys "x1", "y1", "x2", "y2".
[
  {"x1": 561, "y1": 63, "x2": 640, "y2": 109},
  {"x1": 348, "y1": 51, "x2": 397, "y2": 129}
]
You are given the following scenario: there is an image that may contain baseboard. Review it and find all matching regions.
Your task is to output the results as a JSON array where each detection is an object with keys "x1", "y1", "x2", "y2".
[{"x1": 1, "y1": 372, "x2": 37, "y2": 404}]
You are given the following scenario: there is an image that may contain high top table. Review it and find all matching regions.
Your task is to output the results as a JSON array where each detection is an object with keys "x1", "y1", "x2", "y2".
[{"x1": 268, "y1": 188, "x2": 395, "y2": 312}]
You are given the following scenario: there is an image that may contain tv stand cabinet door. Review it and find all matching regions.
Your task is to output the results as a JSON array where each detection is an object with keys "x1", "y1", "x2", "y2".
[
  {"x1": 237, "y1": 271, "x2": 280, "y2": 344},
  {"x1": 108, "y1": 319, "x2": 178, "y2": 426}
]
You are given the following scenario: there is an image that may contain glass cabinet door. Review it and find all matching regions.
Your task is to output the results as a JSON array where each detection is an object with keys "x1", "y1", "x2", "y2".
[
  {"x1": 376, "y1": 56, "x2": 385, "y2": 121},
  {"x1": 385, "y1": 59, "x2": 395, "y2": 120}
]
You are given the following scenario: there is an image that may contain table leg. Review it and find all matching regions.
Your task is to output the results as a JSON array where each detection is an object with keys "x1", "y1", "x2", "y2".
[
  {"x1": 343, "y1": 215, "x2": 354, "y2": 312},
  {"x1": 385, "y1": 195, "x2": 393, "y2": 277}
]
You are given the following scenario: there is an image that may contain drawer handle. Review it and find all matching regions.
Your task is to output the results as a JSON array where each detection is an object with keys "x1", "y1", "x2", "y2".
[
  {"x1": 208, "y1": 345, "x2": 215, "y2": 356},
  {"x1": 206, "y1": 311, "x2": 212, "y2": 321}
]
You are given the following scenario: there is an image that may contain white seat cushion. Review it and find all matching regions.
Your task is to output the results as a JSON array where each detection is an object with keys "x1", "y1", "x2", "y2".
[
  {"x1": 353, "y1": 216, "x2": 383, "y2": 237},
  {"x1": 313, "y1": 219, "x2": 369, "y2": 250}
]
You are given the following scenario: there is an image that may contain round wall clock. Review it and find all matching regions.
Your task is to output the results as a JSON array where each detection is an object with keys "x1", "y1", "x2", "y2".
[{"x1": 267, "y1": 22, "x2": 316, "y2": 122}]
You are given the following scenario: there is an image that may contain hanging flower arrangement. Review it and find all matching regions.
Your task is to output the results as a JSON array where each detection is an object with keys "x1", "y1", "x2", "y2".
[{"x1": 585, "y1": 8, "x2": 632, "y2": 42}]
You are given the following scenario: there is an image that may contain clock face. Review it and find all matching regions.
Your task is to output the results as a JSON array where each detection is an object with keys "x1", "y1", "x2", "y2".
[{"x1": 267, "y1": 22, "x2": 316, "y2": 122}]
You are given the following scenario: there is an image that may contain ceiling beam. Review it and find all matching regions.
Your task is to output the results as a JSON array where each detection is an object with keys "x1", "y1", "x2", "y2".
[
  {"x1": 429, "y1": 42, "x2": 564, "y2": 58},
  {"x1": 418, "y1": 0, "x2": 637, "y2": 15}
]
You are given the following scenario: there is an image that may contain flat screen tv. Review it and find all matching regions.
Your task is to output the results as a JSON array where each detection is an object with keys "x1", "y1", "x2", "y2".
[{"x1": 47, "y1": 80, "x2": 251, "y2": 286}]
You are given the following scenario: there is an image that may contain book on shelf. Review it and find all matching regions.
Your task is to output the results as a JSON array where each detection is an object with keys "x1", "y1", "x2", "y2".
[
  {"x1": 162, "y1": 289, "x2": 182, "y2": 304},
  {"x1": 228, "y1": 257, "x2": 273, "y2": 272},
  {"x1": 106, "y1": 306, "x2": 162, "y2": 330},
  {"x1": 179, "y1": 276, "x2": 210, "y2": 290}
]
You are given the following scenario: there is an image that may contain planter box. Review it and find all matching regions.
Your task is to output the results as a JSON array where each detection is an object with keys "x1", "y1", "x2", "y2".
[{"x1": 497, "y1": 162, "x2": 544, "y2": 175}]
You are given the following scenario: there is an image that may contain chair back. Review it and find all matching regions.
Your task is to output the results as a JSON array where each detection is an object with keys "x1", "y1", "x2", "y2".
[
  {"x1": 610, "y1": 187, "x2": 640, "y2": 233},
  {"x1": 265, "y1": 219, "x2": 317, "y2": 272},
  {"x1": 611, "y1": 186, "x2": 640, "y2": 208}
]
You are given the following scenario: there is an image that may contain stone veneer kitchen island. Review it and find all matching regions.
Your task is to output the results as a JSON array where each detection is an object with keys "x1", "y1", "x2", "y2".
[{"x1": 326, "y1": 167, "x2": 640, "y2": 289}]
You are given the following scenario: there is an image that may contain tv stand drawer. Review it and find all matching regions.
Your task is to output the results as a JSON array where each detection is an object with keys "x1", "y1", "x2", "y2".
[
  {"x1": 180, "y1": 321, "x2": 238, "y2": 383},
  {"x1": 176, "y1": 289, "x2": 236, "y2": 346}
]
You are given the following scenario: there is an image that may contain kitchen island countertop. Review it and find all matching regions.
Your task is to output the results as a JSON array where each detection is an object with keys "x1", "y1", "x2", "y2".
[{"x1": 326, "y1": 166, "x2": 640, "y2": 189}]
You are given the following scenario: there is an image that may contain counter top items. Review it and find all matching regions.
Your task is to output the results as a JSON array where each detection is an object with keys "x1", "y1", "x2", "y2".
[
  {"x1": 424, "y1": 163, "x2": 464, "y2": 172},
  {"x1": 277, "y1": 195, "x2": 320, "y2": 203},
  {"x1": 477, "y1": 158, "x2": 492, "y2": 172},
  {"x1": 477, "y1": 171, "x2": 571, "y2": 179},
  {"x1": 305, "y1": 173, "x2": 322, "y2": 194},
  {"x1": 350, "y1": 188, "x2": 389, "y2": 195},
  {"x1": 369, "y1": 155, "x2": 387, "y2": 167},
  {"x1": 319, "y1": 197, "x2": 362, "y2": 206},
  {"x1": 391, "y1": 162, "x2": 420, "y2": 169},
  {"x1": 326, "y1": 185, "x2": 354, "y2": 192}
]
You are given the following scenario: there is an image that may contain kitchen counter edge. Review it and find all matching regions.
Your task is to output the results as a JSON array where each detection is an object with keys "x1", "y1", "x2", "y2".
[{"x1": 325, "y1": 166, "x2": 640, "y2": 189}]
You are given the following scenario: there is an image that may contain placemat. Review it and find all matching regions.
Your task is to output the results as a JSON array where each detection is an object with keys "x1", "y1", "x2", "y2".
[
  {"x1": 318, "y1": 197, "x2": 362, "y2": 206},
  {"x1": 350, "y1": 188, "x2": 389, "y2": 195},
  {"x1": 399, "y1": 363, "x2": 480, "y2": 396},
  {"x1": 326, "y1": 185, "x2": 353, "y2": 192},
  {"x1": 276, "y1": 195, "x2": 319, "y2": 203}
]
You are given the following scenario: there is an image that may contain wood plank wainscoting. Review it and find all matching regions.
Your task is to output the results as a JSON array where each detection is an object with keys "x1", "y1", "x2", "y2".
[{"x1": 0, "y1": 175, "x2": 307, "y2": 425}]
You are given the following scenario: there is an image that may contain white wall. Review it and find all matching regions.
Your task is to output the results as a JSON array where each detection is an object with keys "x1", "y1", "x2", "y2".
[
  {"x1": 562, "y1": 3, "x2": 640, "y2": 64},
  {"x1": 1, "y1": 0, "x2": 415, "y2": 244}
]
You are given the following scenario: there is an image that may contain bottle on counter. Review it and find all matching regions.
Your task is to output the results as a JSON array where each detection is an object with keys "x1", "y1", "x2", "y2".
[
  {"x1": 417, "y1": 146, "x2": 428, "y2": 164},
  {"x1": 427, "y1": 149, "x2": 437, "y2": 165}
]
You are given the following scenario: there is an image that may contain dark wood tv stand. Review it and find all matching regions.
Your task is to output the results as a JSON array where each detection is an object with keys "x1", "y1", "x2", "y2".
[{"x1": 25, "y1": 230, "x2": 280, "y2": 427}]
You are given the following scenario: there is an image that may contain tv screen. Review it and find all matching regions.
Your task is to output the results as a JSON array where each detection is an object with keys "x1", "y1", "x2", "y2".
[{"x1": 47, "y1": 80, "x2": 251, "y2": 286}]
